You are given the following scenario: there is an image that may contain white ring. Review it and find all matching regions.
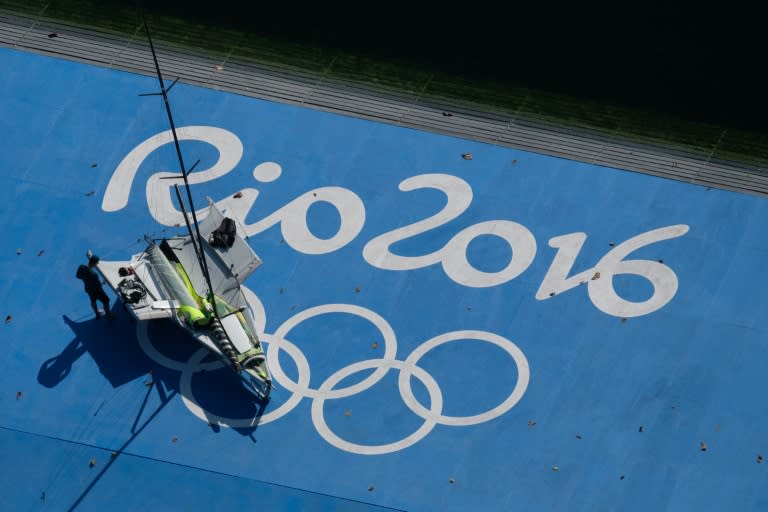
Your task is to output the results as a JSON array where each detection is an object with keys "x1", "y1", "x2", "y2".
[
  {"x1": 399, "y1": 330, "x2": 529, "y2": 426},
  {"x1": 311, "y1": 359, "x2": 443, "y2": 455},
  {"x1": 268, "y1": 304, "x2": 397, "y2": 399}
]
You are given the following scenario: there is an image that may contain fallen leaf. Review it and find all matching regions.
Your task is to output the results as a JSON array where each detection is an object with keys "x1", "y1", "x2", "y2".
[
  {"x1": 90, "y1": 163, "x2": 98, "y2": 168},
  {"x1": 290, "y1": 305, "x2": 296, "y2": 310},
  {"x1": 85, "y1": 191, "x2": 95, "y2": 197},
  {"x1": 466, "y1": 306, "x2": 472, "y2": 311},
  {"x1": 37, "y1": 250, "x2": 44, "y2": 256},
  {"x1": 344, "y1": 410, "x2": 351, "y2": 417},
  {"x1": 620, "y1": 475, "x2": 625, "y2": 480},
  {"x1": 758, "y1": 454, "x2": 763, "y2": 464},
  {"x1": 89, "y1": 458, "x2": 96, "y2": 468},
  {"x1": 172, "y1": 437, "x2": 178, "y2": 444},
  {"x1": 511, "y1": 159, "x2": 517, "y2": 164},
  {"x1": 233, "y1": 191, "x2": 243, "y2": 199},
  {"x1": 16, "y1": 391, "x2": 22, "y2": 400},
  {"x1": 371, "y1": 342, "x2": 379, "y2": 349},
  {"x1": 621, "y1": 318, "x2": 628, "y2": 323},
  {"x1": 591, "y1": 272, "x2": 601, "y2": 280},
  {"x1": 355, "y1": 287, "x2": 361, "y2": 293},
  {"x1": 528, "y1": 420, "x2": 536, "y2": 427},
  {"x1": 462, "y1": 153, "x2": 473, "y2": 160},
  {"x1": 609, "y1": 242, "x2": 615, "y2": 247},
  {"x1": 279, "y1": 287, "x2": 284, "y2": 294},
  {"x1": 48, "y1": 32, "x2": 58, "y2": 38},
  {"x1": 551, "y1": 466, "x2": 559, "y2": 472},
  {"x1": 576, "y1": 434, "x2": 583, "y2": 439},
  {"x1": 16, "y1": 248, "x2": 21, "y2": 255},
  {"x1": 5, "y1": 315, "x2": 11, "y2": 324},
  {"x1": 639, "y1": 426, "x2": 643, "y2": 432},
  {"x1": 448, "y1": 478, "x2": 456, "y2": 484},
  {"x1": 700, "y1": 441, "x2": 708, "y2": 452},
  {"x1": 442, "y1": 111, "x2": 453, "y2": 117},
  {"x1": 110, "y1": 452, "x2": 117, "y2": 458},
  {"x1": 215, "y1": 64, "x2": 224, "y2": 71},
  {"x1": 368, "y1": 485, "x2": 375, "y2": 492},
  {"x1": 548, "y1": 292, "x2": 555, "y2": 297}
]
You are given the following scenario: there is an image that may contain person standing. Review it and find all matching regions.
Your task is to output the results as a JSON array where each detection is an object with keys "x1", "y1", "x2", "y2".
[{"x1": 76, "y1": 255, "x2": 112, "y2": 319}]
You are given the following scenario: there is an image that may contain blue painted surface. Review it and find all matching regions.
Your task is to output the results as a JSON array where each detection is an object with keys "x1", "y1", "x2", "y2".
[{"x1": 1, "y1": 47, "x2": 767, "y2": 511}]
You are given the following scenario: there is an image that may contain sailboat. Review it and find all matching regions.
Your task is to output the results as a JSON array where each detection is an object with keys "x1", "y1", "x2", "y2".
[{"x1": 91, "y1": 16, "x2": 272, "y2": 401}]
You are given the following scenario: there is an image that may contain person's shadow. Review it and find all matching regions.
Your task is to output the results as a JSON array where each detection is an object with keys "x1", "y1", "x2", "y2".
[
  {"x1": 38, "y1": 310, "x2": 151, "y2": 389},
  {"x1": 39, "y1": 307, "x2": 265, "y2": 437}
]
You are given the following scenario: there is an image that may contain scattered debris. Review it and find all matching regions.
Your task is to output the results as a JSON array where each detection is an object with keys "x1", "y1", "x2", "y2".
[
  {"x1": 85, "y1": 191, "x2": 95, "y2": 197},
  {"x1": 5, "y1": 315, "x2": 12, "y2": 324},
  {"x1": 700, "y1": 441, "x2": 708, "y2": 452},
  {"x1": 16, "y1": 248, "x2": 21, "y2": 255},
  {"x1": 48, "y1": 32, "x2": 58, "y2": 38},
  {"x1": 89, "y1": 458, "x2": 96, "y2": 468},
  {"x1": 355, "y1": 287, "x2": 361, "y2": 293},
  {"x1": 174, "y1": 223, "x2": 181, "y2": 228},
  {"x1": 591, "y1": 271, "x2": 601, "y2": 280},
  {"x1": 37, "y1": 250, "x2": 44, "y2": 257},
  {"x1": 442, "y1": 112, "x2": 453, "y2": 117},
  {"x1": 344, "y1": 410, "x2": 351, "y2": 417},
  {"x1": 639, "y1": 426, "x2": 643, "y2": 433},
  {"x1": 551, "y1": 466, "x2": 559, "y2": 472},
  {"x1": 215, "y1": 64, "x2": 224, "y2": 71},
  {"x1": 313, "y1": 192, "x2": 317, "y2": 197},
  {"x1": 172, "y1": 437, "x2": 178, "y2": 444},
  {"x1": 448, "y1": 478, "x2": 456, "y2": 484},
  {"x1": 368, "y1": 485, "x2": 375, "y2": 492},
  {"x1": 576, "y1": 434, "x2": 583, "y2": 440},
  {"x1": 16, "y1": 391, "x2": 22, "y2": 400},
  {"x1": 462, "y1": 153, "x2": 473, "y2": 160},
  {"x1": 758, "y1": 454, "x2": 763, "y2": 464},
  {"x1": 233, "y1": 191, "x2": 243, "y2": 199},
  {"x1": 371, "y1": 342, "x2": 379, "y2": 349},
  {"x1": 527, "y1": 420, "x2": 536, "y2": 427}
]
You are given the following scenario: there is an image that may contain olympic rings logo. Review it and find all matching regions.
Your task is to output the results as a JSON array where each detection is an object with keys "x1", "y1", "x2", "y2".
[{"x1": 136, "y1": 287, "x2": 530, "y2": 455}]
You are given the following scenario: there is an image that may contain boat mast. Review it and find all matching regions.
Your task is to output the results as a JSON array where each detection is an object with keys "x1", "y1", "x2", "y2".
[{"x1": 141, "y1": 15, "x2": 217, "y2": 301}]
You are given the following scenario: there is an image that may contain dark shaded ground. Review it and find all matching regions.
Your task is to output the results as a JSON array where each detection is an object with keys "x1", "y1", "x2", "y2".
[
  {"x1": 2, "y1": 1, "x2": 765, "y2": 164},
  {"x1": 143, "y1": 2, "x2": 765, "y2": 132}
]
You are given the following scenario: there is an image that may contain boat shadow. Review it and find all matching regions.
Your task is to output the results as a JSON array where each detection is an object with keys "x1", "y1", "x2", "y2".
[{"x1": 38, "y1": 306, "x2": 266, "y2": 437}]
